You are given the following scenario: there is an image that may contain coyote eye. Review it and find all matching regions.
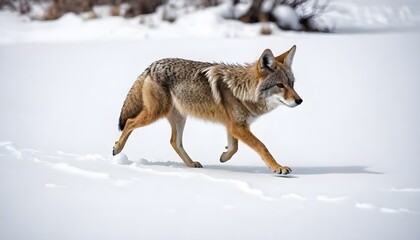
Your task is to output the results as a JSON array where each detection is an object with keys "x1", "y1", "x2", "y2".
[{"x1": 276, "y1": 83, "x2": 285, "y2": 88}]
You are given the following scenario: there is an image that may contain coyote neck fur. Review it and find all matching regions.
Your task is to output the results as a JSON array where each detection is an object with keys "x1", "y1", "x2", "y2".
[{"x1": 204, "y1": 64, "x2": 261, "y2": 104}]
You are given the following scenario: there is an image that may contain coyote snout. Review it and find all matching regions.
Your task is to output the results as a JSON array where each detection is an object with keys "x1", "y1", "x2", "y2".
[
  {"x1": 113, "y1": 45, "x2": 302, "y2": 175},
  {"x1": 279, "y1": 87, "x2": 303, "y2": 107},
  {"x1": 268, "y1": 86, "x2": 302, "y2": 108}
]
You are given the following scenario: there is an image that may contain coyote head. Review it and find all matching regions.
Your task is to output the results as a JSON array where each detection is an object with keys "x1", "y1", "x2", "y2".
[{"x1": 257, "y1": 46, "x2": 302, "y2": 108}]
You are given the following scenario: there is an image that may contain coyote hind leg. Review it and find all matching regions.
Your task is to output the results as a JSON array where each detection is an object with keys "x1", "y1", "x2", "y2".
[
  {"x1": 113, "y1": 110, "x2": 156, "y2": 156},
  {"x1": 220, "y1": 132, "x2": 238, "y2": 163},
  {"x1": 113, "y1": 78, "x2": 171, "y2": 155},
  {"x1": 167, "y1": 108, "x2": 202, "y2": 168}
]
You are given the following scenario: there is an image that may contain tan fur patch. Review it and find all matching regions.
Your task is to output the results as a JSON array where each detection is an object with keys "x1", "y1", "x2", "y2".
[{"x1": 203, "y1": 64, "x2": 261, "y2": 104}]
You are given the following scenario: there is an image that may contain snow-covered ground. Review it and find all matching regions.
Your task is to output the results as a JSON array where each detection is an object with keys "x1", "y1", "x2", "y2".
[{"x1": 1, "y1": 1, "x2": 420, "y2": 239}]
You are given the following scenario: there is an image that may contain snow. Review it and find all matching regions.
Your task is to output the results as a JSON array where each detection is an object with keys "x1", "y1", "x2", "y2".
[
  {"x1": 113, "y1": 153, "x2": 132, "y2": 165},
  {"x1": 324, "y1": 0, "x2": 420, "y2": 31},
  {"x1": 1, "y1": 0, "x2": 420, "y2": 239},
  {"x1": 390, "y1": 188, "x2": 420, "y2": 193},
  {"x1": 355, "y1": 202, "x2": 377, "y2": 210},
  {"x1": 272, "y1": 5, "x2": 301, "y2": 31}
]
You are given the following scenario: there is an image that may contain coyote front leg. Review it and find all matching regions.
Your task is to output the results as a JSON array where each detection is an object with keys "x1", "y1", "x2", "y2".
[
  {"x1": 228, "y1": 123, "x2": 291, "y2": 174},
  {"x1": 220, "y1": 132, "x2": 238, "y2": 163},
  {"x1": 167, "y1": 109, "x2": 202, "y2": 168}
]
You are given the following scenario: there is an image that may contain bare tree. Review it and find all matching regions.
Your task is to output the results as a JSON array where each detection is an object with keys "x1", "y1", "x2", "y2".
[
  {"x1": 235, "y1": 0, "x2": 330, "y2": 32},
  {"x1": 42, "y1": 0, "x2": 167, "y2": 20},
  {"x1": 124, "y1": 0, "x2": 166, "y2": 18}
]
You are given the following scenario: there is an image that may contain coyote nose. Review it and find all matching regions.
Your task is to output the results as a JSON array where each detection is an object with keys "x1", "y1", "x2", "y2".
[{"x1": 295, "y1": 99, "x2": 303, "y2": 105}]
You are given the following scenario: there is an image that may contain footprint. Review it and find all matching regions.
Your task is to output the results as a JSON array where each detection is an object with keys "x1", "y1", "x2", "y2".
[
  {"x1": 380, "y1": 207, "x2": 413, "y2": 214},
  {"x1": 52, "y1": 162, "x2": 109, "y2": 179},
  {"x1": 281, "y1": 193, "x2": 307, "y2": 201},
  {"x1": 390, "y1": 188, "x2": 420, "y2": 193},
  {"x1": 355, "y1": 202, "x2": 413, "y2": 214},
  {"x1": 355, "y1": 202, "x2": 376, "y2": 210},
  {"x1": 317, "y1": 195, "x2": 348, "y2": 202}
]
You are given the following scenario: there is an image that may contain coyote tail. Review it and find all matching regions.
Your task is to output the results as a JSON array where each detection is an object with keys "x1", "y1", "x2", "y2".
[{"x1": 118, "y1": 70, "x2": 148, "y2": 131}]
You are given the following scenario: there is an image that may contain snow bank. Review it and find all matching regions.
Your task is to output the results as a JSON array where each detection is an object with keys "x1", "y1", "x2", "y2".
[
  {"x1": 272, "y1": 5, "x2": 301, "y2": 31},
  {"x1": 1, "y1": 1, "x2": 420, "y2": 44}
]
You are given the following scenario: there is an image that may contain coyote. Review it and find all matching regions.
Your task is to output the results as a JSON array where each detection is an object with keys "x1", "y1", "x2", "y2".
[{"x1": 113, "y1": 46, "x2": 302, "y2": 175}]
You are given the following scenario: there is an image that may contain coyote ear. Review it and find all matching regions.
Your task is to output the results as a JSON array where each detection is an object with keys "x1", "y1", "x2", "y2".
[
  {"x1": 259, "y1": 49, "x2": 276, "y2": 71},
  {"x1": 275, "y1": 45, "x2": 296, "y2": 67}
]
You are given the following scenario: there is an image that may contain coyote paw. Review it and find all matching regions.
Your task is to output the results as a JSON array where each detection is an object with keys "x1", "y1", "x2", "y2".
[
  {"x1": 273, "y1": 166, "x2": 292, "y2": 175},
  {"x1": 188, "y1": 161, "x2": 203, "y2": 168},
  {"x1": 220, "y1": 145, "x2": 237, "y2": 163},
  {"x1": 113, "y1": 142, "x2": 122, "y2": 156},
  {"x1": 220, "y1": 151, "x2": 232, "y2": 163}
]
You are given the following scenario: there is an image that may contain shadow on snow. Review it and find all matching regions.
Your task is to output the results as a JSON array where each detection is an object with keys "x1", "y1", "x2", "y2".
[{"x1": 136, "y1": 159, "x2": 382, "y2": 175}]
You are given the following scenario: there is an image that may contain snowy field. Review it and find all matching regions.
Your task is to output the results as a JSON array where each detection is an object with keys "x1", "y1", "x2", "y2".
[{"x1": 1, "y1": 1, "x2": 420, "y2": 239}]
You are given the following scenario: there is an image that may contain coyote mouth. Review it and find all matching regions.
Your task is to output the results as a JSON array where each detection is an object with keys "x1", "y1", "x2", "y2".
[{"x1": 280, "y1": 99, "x2": 298, "y2": 108}]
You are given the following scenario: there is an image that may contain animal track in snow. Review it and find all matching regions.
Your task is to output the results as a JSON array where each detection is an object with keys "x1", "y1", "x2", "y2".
[
  {"x1": 2, "y1": 143, "x2": 23, "y2": 158},
  {"x1": 57, "y1": 150, "x2": 107, "y2": 161},
  {"x1": 51, "y1": 162, "x2": 110, "y2": 179},
  {"x1": 317, "y1": 195, "x2": 348, "y2": 202},
  {"x1": 389, "y1": 188, "x2": 420, "y2": 193},
  {"x1": 281, "y1": 193, "x2": 307, "y2": 201},
  {"x1": 355, "y1": 202, "x2": 376, "y2": 210},
  {"x1": 380, "y1": 207, "x2": 412, "y2": 214},
  {"x1": 355, "y1": 202, "x2": 415, "y2": 214}
]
